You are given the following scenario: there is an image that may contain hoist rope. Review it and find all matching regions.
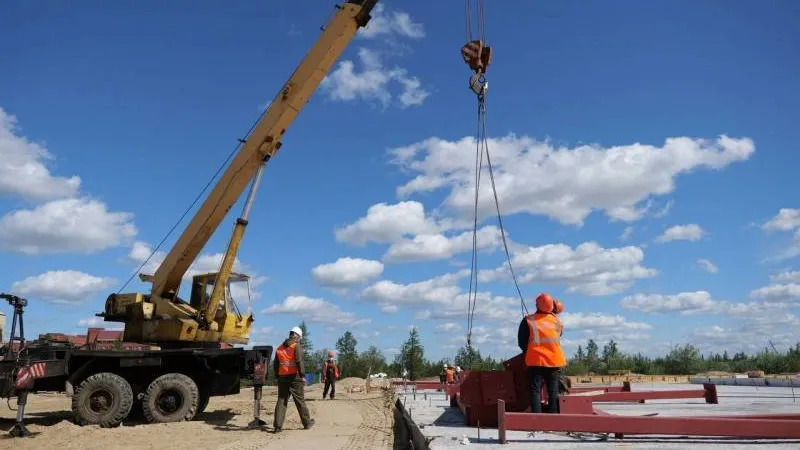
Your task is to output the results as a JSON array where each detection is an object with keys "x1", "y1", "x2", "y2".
[
  {"x1": 463, "y1": 0, "x2": 528, "y2": 365},
  {"x1": 117, "y1": 111, "x2": 266, "y2": 294},
  {"x1": 465, "y1": 100, "x2": 484, "y2": 346}
]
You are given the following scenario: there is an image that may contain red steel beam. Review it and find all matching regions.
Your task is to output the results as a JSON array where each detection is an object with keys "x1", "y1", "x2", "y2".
[
  {"x1": 497, "y1": 399, "x2": 800, "y2": 443},
  {"x1": 567, "y1": 381, "x2": 632, "y2": 394},
  {"x1": 566, "y1": 382, "x2": 718, "y2": 404}
]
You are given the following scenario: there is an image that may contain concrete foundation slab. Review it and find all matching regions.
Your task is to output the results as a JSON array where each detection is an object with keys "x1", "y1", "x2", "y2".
[{"x1": 398, "y1": 382, "x2": 800, "y2": 449}]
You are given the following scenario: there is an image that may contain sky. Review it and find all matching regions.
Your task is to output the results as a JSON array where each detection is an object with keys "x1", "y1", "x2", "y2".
[{"x1": 1, "y1": 0, "x2": 799, "y2": 364}]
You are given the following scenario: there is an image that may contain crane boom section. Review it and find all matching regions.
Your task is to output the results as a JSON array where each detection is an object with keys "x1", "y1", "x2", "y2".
[{"x1": 151, "y1": 1, "x2": 377, "y2": 299}]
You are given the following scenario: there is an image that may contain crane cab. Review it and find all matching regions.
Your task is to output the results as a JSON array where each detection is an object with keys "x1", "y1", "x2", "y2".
[
  {"x1": 100, "y1": 272, "x2": 254, "y2": 346},
  {"x1": 189, "y1": 272, "x2": 252, "y2": 322}
]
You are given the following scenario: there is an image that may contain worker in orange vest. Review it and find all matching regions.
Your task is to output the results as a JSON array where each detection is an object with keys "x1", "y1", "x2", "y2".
[
  {"x1": 517, "y1": 293, "x2": 566, "y2": 413},
  {"x1": 272, "y1": 326, "x2": 314, "y2": 432},
  {"x1": 445, "y1": 365, "x2": 455, "y2": 384},
  {"x1": 322, "y1": 350, "x2": 340, "y2": 400}
]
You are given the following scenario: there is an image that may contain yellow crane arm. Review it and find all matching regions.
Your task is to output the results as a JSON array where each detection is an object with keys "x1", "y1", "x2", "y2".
[{"x1": 150, "y1": 0, "x2": 378, "y2": 299}]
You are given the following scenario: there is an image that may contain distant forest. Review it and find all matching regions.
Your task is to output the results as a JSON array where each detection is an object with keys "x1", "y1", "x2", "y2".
[{"x1": 266, "y1": 323, "x2": 800, "y2": 382}]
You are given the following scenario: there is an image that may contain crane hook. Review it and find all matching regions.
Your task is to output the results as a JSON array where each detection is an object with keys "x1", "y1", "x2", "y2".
[{"x1": 469, "y1": 72, "x2": 488, "y2": 98}]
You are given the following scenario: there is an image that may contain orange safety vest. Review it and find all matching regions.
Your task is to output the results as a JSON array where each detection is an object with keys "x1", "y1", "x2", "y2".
[
  {"x1": 323, "y1": 361, "x2": 340, "y2": 380},
  {"x1": 276, "y1": 342, "x2": 298, "y2": 376},
  {"x1": 524, "y1": 313, "x2": 566, "y2": 368},
  {"x1": 445, "y1": 368, "x2": 455, "y2": 383}
]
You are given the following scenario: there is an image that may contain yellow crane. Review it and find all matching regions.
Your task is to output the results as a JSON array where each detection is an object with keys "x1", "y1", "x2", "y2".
[{"x1": 99, "y1": 0, "x2": 380, "y2": 347}]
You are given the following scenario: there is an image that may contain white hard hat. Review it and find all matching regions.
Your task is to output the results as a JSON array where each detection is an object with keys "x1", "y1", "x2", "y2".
[{"x1": 290, "y1": 326, "x2": 303, "y2": 337}]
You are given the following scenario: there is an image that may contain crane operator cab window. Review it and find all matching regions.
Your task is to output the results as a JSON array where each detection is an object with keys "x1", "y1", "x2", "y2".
[{"x1": 189, "y1": 272, "x2": 251, "y2": 321}]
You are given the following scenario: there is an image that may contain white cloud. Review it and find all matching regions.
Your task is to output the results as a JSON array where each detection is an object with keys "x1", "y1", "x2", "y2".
[
  {"x1": 620, "y1": 291, "x2": 718, "y2": 315},
  {"x1": 381, "y1": 304, "x2": 399, "y2": 313},
  {"x1": 0, "y1": 197, "x2": 137, "y2": 255},
  {"x1": 620, "y1": 290, "x2": 790, "y2": 315},
  {"x1": 655, "y1": 224, "x2": 706, "y2": 243},
  {"x1": 383, "y1": 225, "x2": 503, "y2": 263},
  {"x1": 619, "y1": 226, "x2": 634, "y2": 241},
  {"x1": 360, "y1": 269, "x2": 524, "y2": 323},
  {"x1": 691, "y1": 313, "x2": 800, "y2": 354},
  {"x1": 11, "y1": 270, "x2": 116, "y2": 304},
  {"x1": 697, "y1": 258, "x2": 719, "y2": 273},
  {"x1": 652, "y1": 200, "x2": 674, "y2": 218},
  {"x1": 358, "y1": 4, "x2": 425, "y2": 40},
  {"x1": 761, "y1": 208, "x2": 800, "y2": 260},
  {"x1": 389, "y1": 134, "x2": 754, "y2": 226},
  {"x1": 311, "y1": 257, "x2": 384, "y2": 286},
  {"x1": 771, "y1": 270, "x2": 800, "y2": 283},
  {"x1": 77, "y1": 316, "x2": 123, "y2": 330},
  {"x1": 0, "y1": 107, "x2": 81, "y2": 202},
  {"x1": 335, "y1": 200, "x2": 441, "y2": 246},
  {"x1": 320, "y1": 48, "x2": 428, "y2": 109},
  {"x1": 436, "y1": 322, "x2": 462, "y2": 333},
  {"x1": 479, "y1": 241, "x2": 658, "y2": 296},
  {"x1": 261, "y1": 295, "x2": 370, "y2": 327},
  {"x1": 748, "y1": 271, "x2": 800, "y2": 304},
  {"x1": 0, "y1": 106, "x2": 137, "y2": 256},
  {"x1": 762, "y1": 208, "x2": 800, "y2": 231},
  {"x1": 361, "y1": 270, "x2": 468, "y2": 308},
  {"x1": 560, "y1": 312, "x2": 652, "y2": 331},
  {"x1": 750, "y1": 282, "x2": 800, "y2": 303}
]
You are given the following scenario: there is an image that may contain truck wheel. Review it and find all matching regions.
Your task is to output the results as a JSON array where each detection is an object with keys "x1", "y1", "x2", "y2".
[
  {"x1": 142, "y1": 373, "x2": 199, "y2": 423},
  {"x1": 72, "y1": 372, "x2": 134, "y2": 427}
]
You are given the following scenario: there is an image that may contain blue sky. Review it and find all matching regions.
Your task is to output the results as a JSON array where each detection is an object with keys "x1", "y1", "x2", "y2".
[{"x1": 1, "y1": 1, "x2": 799, "y2": 363}]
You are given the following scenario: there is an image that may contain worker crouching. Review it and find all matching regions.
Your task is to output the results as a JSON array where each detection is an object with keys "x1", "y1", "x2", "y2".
[
  {"x1": 517, "y1": 293, "x2": 566, "y2": 414},
  {"x1": 322, "y1": 350, "x2": 340, "y2": 400},
  {"x1": 272, "y1": 326, "x2": 314, "y2": 431}
]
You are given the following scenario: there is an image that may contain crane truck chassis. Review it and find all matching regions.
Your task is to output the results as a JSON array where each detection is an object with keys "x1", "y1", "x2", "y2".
[{"x1": 0, "y1": 293, "x2": 272, "y2": 435}]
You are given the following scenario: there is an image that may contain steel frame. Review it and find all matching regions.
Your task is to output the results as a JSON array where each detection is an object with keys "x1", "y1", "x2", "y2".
[
  {"x1": 559, "y1": 383, "x2": 718, "y2": 414},
  {"x1": 497, "y1": 399, "x2": 800, "y2": 442}
]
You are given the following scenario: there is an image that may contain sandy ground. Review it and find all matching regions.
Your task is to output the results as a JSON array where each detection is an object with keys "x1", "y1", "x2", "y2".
[{"x1": 0, "y1": 382, "x2": 395, "y2": 450}]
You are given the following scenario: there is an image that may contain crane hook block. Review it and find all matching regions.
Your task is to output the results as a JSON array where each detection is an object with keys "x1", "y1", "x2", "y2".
[{"x1": 461, "y1": 40, "x2": 492, "y2": 74}]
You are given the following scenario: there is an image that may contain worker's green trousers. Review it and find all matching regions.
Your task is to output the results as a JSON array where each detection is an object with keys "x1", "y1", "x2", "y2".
[{"x1": 273, "y1": 374, "x2": 311, "y2": 429}]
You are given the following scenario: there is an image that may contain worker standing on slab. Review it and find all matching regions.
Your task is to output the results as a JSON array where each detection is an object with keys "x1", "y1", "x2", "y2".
[
  {"x1": 517, "y1": 293, "x2": 566, "y2": 413},
  {"x1": 322, "y1": 350, "x2": 340, "y2": 400},
  {"x1": 273, "y1": 326, "x2": 314, "y2": 432},
  {"x1": 445, "y1": 364, "x2": 456, "y2": 384}
]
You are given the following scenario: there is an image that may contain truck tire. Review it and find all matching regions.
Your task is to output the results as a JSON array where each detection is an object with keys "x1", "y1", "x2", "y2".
[
  {"x1": 72, "y1": 372, "x2": 134, "y2": 427},
  {"x1": 142, "y1": 373, "x2": 199, "y2": 423}
]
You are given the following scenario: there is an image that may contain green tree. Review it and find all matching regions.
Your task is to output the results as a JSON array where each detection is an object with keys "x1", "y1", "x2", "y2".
[
  {"x1": 358, "y1": 345, "x2": 387, "y2": 376},
  {"x1": 336, "y1": 331, "x2": 359, "y2": 377},
  {"x1": 663, "y1": 344, "x2": 701, "y2": 374},
  {"x1": 455, "y1": 343, "x2": 483, "y2": 369},
  {"x1": 298, "y1": 321, "x2": 314, "y2": 370},
  {"x1": 396, "y1": 327, "x2": 425, "y2": 380}
]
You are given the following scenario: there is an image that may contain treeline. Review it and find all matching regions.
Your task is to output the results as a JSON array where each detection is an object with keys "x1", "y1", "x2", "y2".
[
  {"x1": 564, "y1": 339, "x2": 800, "y2": 376},
  {"x1": 264, "y1": 324, "x2": 504, "y2": 382},
  {"x1": 265, "y1": 324, "x2": 800, "y2": 383}
]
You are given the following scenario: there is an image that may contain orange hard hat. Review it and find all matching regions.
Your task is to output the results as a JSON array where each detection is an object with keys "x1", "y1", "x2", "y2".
[
  {"x1": 327, "y1": 350, "x2": 335, "y2": 358},
  {"x1": 553, "y1": 299, "x2": 564, "y2": 314},
  {"x1": 535, "y1": 293, "x2": 554, "y2": 313}
]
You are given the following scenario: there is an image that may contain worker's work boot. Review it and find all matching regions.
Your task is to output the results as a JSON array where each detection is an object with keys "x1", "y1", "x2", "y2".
[{"x1": 304, "y1": 419, "x2": 315, "y2": 430}]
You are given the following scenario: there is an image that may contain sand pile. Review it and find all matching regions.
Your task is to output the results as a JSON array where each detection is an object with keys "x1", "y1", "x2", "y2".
[{"x1": 338, "y1": 377, "x2": 367, "y2": 392}]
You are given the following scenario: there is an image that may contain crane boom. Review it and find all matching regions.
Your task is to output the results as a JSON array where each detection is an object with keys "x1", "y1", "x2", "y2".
[{"x1": 151, "y1": 0, "x2": 378, "y2": 299}]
